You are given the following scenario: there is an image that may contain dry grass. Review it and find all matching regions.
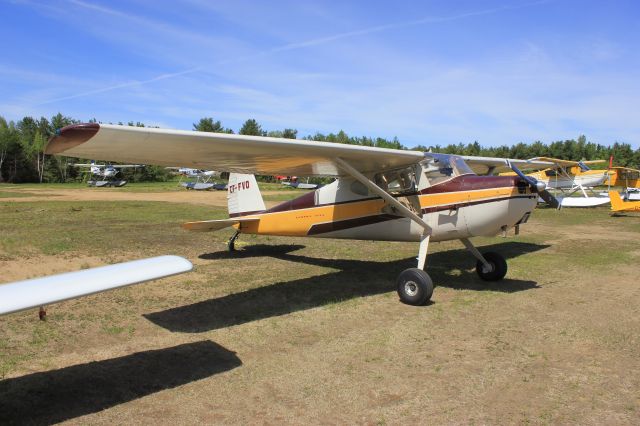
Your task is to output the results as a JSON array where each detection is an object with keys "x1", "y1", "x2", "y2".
[{"x1": 0, "y1": 188, "x2": 639, "y2": 424}]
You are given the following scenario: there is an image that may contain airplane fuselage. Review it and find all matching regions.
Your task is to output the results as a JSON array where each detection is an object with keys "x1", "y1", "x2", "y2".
[{"x1": 234, "y1": 162, "x2": 536, "y2": 243}]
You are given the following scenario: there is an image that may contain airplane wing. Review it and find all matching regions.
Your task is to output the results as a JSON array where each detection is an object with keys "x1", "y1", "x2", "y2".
[
  {"x1": 110, "y1": 164, "x2": 143, "y2": 168},
  {"x1": 46, "y1": 123, "x2": 425, "y2": 176},
  {"x1": 460, "y1": 155, "x2": 555, "y2": 175},
  {"x1": 529, "y1": 157, "x2": 606, "y2": 167},
  {"x1": 182, "y1": 217, "x2": 260, "y2": 232},
  {"x1": 72, "y1": 163, "x2": 104, "y2": 167},
  {"x1": 0, "y1": 256, "x2": 192, "y2": 316}
]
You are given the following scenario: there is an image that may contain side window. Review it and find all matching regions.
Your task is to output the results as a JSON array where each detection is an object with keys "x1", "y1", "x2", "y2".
[{"x1": 374, "y1": 167, "x2": 417, "y2": 194}]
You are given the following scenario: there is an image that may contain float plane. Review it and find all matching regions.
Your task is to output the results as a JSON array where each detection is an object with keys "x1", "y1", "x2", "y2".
[
  {"x1": 73, "y1": 161, "x2": 142, "y2": 187},
  {"x1": 606, "y1": 167, "x2": 640, "y2": 201},
  {"x1": 46, "y1": 123, "x2": 558, "y2": 306},
  {"x1": 498, "y1": 157, "x2": 609, "y2": 207},
  {"x1": 167, "y1": 167, "x2": 225, "y2": 190}
]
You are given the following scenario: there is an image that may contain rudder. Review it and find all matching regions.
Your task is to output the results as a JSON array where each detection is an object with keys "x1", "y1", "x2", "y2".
[{"x1": 228, "y1": 173, "x2": 266, "y2": 216}]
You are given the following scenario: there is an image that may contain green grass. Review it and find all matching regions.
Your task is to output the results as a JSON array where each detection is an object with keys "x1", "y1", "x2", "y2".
[
  {"x1": 0, "y1": 200, "x2": 229, "y2": 257},
  {"x1": 0, "y1": 191, "x2": 38, "y2": 198}
]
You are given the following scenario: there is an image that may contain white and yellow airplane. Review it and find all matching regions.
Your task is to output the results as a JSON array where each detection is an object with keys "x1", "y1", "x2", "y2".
[
  {"x1": 44, "y1": 123, "x2": 558, "y2": 306},
  {"x1": 499, "y1": 157, "x2": 609, "y2": 207},
  {"x1": 606, "y1": 167, "x2": 640, "y2": 200}
]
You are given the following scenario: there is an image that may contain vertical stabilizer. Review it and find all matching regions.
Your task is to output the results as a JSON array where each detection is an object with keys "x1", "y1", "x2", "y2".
[
  {"x1": 609, "y1": 191, "x2": 624, "y2": 211},
  {"x1": 228, "y1": 173, "x2": 266, "y2": 216}
]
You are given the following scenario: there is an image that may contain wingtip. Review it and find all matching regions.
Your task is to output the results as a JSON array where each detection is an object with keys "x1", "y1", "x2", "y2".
[{"x1": 45, "y1": 123, "x2": 100, "y2": 154}]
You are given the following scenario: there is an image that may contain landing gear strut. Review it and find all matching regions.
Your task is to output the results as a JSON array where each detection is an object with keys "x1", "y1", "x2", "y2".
[
  {"x1": 461, "y1": 238, "x2": 507, "y2": 281},
  {"x1": 228, "y1": 230, "x2": 240, "y2": 252}
]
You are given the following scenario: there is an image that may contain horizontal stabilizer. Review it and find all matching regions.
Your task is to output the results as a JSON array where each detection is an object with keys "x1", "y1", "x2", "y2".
[
  {"x1": 0, "y1": 255, "x2": 193, "y2": 316},
  {"x1": 182, "y1": 217, "x2": 260, "y2": 232}
]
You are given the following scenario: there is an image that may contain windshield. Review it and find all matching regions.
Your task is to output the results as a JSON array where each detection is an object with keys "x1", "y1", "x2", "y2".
[{"x1": 423, "y1": 154, "x2": 475, "y2": 186}]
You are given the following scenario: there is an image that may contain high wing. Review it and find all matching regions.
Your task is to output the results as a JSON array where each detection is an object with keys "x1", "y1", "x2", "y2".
[
  {"x1": 46, "y1": 123, "x2": 425, "y2": 176},
  {"x1": 529, "y1": 157, "x2": 606, "y2": 167},
  {"x1": 460, "y1": 155, "x2": 555, "y2": 175},
  {"x1": 0, "y1": 256, "x2": 192, "y2": 316},
  {"x1": 72, "y1": 163, "x2": 105, "y2": 167}
]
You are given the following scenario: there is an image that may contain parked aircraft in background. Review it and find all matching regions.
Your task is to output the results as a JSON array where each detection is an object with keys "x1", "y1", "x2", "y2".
[
  {"x1": 498, "y1": 157, "x2": 609, "y2": 207},
  {"x1": 606, "y1": 167, "x2": 640, "y2": 201},
  {"x1": 47, "y1": 123, "x2": 559, "y2": 306},
  {"x1": 167, "y1": 167, "x2": 225, "y2": 190},
  {"x1": 73, "y1": 161, "x2": 142, "y2": 187}
]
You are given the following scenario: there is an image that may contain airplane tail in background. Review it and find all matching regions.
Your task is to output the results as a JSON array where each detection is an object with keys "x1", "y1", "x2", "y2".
[
  {"x1": 609, "y1": 191, "x2": 625, "y2": 211},
  {"x1": 227, "y1": 173, "x2": 266, "y2": 217}
]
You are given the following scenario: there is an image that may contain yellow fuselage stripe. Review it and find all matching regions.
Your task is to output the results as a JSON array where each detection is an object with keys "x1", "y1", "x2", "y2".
[{"x1": 238, "y1": 186, "x2": 521, "y2": 236}]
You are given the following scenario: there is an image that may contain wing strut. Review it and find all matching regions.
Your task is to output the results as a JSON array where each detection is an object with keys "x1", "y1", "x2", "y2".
[
  {"x1": 333, "y1": 157, "x2": 432, "y2": 234},
  {"x1": 334, "y1": 157, "x2": 432, "y2": 270}
]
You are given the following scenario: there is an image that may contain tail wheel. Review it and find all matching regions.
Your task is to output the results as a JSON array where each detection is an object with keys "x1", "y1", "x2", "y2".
[
  {"x1": 397, "y1": 268, "x2": 433, "y2": 306},
  {"x1": 475, "y1": 252, "x2": 507, "y2": 281}
]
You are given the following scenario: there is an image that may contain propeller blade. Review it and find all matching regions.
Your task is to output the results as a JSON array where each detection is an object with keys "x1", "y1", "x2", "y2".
[
  {"x1": 538, "y1": 189, "x2": 561, "y2": 209},
  {"x1": 508, "y1": 161, "x2": 560, "y2": 209}
]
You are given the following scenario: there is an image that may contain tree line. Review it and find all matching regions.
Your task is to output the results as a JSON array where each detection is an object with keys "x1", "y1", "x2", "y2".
[{"x1": 1, "y1": 113, "x2": 638, "y2": 183}]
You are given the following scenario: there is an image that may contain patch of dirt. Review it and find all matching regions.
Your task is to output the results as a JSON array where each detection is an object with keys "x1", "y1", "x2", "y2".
[{"x1": 0, "y1": 188, "x2": 287, "y2": 207}]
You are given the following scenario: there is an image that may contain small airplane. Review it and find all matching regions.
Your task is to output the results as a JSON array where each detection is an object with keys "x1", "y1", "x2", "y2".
[
  {"x1": 0, "y1": 256, "x2": 192, "y2": 318},
  {"x1": 280, "y1": 176, "x2": 320, "y2": 190},
  {"x1": 73, "y1": 161, "x2": 142, "y2": 187},
  {"x1": 167, "y1": 167, "x2": 225, "y2": 190},
  {"x1": 608, "y1": 190, "x2": 640, "y2": 213},
  {"x1": 498, "y1": 157, "x2": 609, "y2": 207},
  {"x1": 605, "y1": 167, "x2": 640, "y2": 200},
  {"x1": 46, "y1": 123, "x2": 558, "y2": 306}
]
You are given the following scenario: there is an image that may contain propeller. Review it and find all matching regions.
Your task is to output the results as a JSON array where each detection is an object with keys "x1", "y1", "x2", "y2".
[{"x1": 508, "y1": 161, "x2": 561, "y2": 209}]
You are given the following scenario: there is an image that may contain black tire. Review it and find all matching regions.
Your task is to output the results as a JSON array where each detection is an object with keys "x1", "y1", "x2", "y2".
[
  {"x1": 476, "y1": 252, "x2": 507, "y2": 281},
  {"x1": 397, "y1": 268, "x2": 434, "y2": 306}
]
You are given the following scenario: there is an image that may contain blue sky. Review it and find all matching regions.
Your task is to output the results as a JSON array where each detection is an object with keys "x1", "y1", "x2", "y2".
[{"x1": 1, "y1": 0, "x2": 639, "y2": 148}]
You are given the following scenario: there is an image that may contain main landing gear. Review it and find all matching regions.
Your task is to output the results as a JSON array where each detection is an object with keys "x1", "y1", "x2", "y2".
[
  {"x1": 396, "y1": 237, "x2": 507, "y2": 306},
  {"x1": 228, "y1": 230, "x2": 240, "y2": 252}
]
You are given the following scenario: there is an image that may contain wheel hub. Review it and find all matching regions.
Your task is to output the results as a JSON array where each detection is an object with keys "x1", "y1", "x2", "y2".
[{"x1": 404, "y1": 280, "x2": 418, "y2": 296}]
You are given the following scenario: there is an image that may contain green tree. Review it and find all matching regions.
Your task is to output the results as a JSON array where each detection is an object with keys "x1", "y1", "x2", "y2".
[
  {"x1": 193, "y1": 117, "x2": 234, "y2": 133},
  {"x1": 239, "y1": 119, "x2": 265, "y2": 136}
]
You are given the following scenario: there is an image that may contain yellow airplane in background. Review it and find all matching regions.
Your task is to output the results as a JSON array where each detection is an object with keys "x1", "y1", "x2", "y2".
[{"x1": 606, "y1": 167, "x2": 640, "y2": 193}]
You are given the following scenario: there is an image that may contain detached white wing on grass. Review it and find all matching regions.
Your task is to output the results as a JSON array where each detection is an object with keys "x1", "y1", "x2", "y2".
[
  {"x1": 45, "y1": 123, "x2": 425, "y2": 176},
  {"x1": 0, "y1": 256, "x2": 193, "y2": 316}
]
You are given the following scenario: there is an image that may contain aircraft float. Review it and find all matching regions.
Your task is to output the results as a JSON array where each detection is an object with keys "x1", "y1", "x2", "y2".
[{"x1": 42, "y1": 123, "x2": 559, "y2": 306}]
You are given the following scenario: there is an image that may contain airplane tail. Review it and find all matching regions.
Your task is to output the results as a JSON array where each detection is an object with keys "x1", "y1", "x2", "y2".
[
  {"x1": 608, "y1": 191, "x2": 624, "y2": 211},
  {"x1": 227, "y1": 173, "x2": 266, "y2": 217}
]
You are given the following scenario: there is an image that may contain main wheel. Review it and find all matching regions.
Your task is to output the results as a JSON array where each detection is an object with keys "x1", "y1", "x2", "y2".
[
  {"x1": 397, "y1": 268, "x2": 434, "y2": 306},
  {"x1": 475, "y1": 252, "x2": 507, "y2": 281}
]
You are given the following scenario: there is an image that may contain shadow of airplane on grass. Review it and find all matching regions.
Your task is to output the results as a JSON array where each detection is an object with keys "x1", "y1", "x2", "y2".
[
  {"x1": 145, "y1": 241, "x2": 548, "y2": 333},
  {"x1": 0, "y1": 341, "x2": 240, "y2": 425}
]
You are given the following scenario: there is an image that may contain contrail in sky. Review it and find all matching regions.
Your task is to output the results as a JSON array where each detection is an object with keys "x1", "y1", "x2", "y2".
[{"x1": 35, "y1": 0, "x2": 551, "y2": 106}]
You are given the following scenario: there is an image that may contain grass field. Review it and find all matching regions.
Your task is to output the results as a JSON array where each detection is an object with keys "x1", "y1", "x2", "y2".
[{"x1": 0, "y1": 184, "x2": 639, "y2": 424}]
